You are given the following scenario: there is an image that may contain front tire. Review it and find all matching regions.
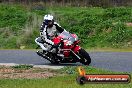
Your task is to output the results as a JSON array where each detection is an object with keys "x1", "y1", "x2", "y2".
[{"x1": 78, "y1": 49, "x2": 91, "y2": 65}]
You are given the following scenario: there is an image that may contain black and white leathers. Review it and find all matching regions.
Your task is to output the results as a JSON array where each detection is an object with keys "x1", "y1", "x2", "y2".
[{"x1": 35, "y1": 22, "x2": 64, "y2": 51}]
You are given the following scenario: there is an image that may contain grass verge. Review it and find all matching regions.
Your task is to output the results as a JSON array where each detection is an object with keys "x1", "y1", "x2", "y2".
[
  {"x1": 0, "y1": 4, "x2": 132, "y2": 49},
  {"x1": 0, "y1": 66, "x2": 131, "y2": 88}
]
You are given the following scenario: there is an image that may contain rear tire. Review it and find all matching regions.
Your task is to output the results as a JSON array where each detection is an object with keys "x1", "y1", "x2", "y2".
[
  {"x1": 50, "y1": 60, "x2": 59, "y2": 64},
  {"x1": 79, "y1": 48, "x2": 91, "y2": 65},
  {"x1": 49, "y1": 56, "x2": 60, "y2": 65},
  {"x1": 45, "y1": 53, "x2": 60, "y2": 64},
  {"x1": 50, "y1": 56, "x2": 60, "y2": 64}
]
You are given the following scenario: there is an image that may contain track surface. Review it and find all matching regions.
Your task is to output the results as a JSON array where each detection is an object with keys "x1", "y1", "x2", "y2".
[{"x1": 0, "y1": 50, "x2": 132, "y2": 72}]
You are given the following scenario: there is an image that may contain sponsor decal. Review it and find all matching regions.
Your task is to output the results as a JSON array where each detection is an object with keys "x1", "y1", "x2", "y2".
[{"x1": 76, "y1": 66, "x2": 131, "y2": 85}]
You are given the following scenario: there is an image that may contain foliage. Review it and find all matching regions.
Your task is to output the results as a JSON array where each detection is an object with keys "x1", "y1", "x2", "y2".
[
  {"x1": 0, "y1": 66, "x2": 131, "y2": 88},
  {"x1": 0, "y1": 4, "x2": 132, "y2": 49},
  {"x1": 11, "y1": 64, "x2": 33, "y2": 70},
  {"x1": 0, "y1": 4, "x2": 28, "y2": 31}
]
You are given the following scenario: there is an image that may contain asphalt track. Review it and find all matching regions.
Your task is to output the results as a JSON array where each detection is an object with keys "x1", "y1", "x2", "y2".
[{"x1": 0, "y1": 50, "x2": 132, "y2": 72}]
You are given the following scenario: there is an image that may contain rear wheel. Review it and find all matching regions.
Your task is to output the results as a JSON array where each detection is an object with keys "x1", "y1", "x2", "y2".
[
  {"x1": 50, "y1": 55, "x2": 60, "y2": 64},
  {"x1": 78, "y1": 48, "x2": 91, "y2": 65},
  {"x1": 50, "y1": 60, "x2": 59, "y2": 64},
  {"x1": 46, "y1": 53, "x2": 60, "y2": 64},
  {"x1": 36, "y1": 50, "x2": 60, "y2": 64}
]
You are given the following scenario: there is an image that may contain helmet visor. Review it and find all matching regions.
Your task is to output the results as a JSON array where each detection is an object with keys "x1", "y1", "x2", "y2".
[{"x1": 45, "y1": 20, "x2": 52, "y2": 25}]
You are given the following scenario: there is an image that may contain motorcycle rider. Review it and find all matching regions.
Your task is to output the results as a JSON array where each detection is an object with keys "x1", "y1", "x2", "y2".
[{"x1": 35, "y1": 14, "x2": 64, "y2": 52}]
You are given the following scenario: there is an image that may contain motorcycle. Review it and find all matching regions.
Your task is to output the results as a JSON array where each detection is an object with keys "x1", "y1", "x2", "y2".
[{"x1": 36, "y1": 31, "x2": 91, "y2": 65}]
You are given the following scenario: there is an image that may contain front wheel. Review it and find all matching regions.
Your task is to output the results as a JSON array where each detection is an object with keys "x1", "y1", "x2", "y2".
[{"x1": 78, "y1": 48, "x2": 91, "y2": 65}]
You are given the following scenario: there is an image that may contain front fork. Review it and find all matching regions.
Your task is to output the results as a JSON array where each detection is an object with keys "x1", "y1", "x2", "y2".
[
  {"x1": 73, "y1": 45, "x2": 81, "y2": 53},
  {"x1": 70, "y1": 45, "x2": 82, "y2": 61}
]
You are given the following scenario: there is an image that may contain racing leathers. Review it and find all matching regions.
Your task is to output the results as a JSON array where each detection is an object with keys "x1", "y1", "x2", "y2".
[{"x1": 35, "y1": 22, "x2": 64, "y2": 51}]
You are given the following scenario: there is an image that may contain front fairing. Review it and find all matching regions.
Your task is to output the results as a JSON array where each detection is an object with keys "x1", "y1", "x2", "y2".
[{"x1": 59, "y1": 31, "x2": 76, "y2": 45}]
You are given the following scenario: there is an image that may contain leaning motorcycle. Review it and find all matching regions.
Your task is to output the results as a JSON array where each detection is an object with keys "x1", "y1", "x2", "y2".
[{"x1": 36, "y1": 31, "x2": 91, "y2": 65}]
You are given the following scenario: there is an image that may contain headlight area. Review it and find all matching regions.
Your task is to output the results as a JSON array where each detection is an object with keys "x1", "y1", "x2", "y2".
[
  {"x1": 65, "y1": 40, "x2": 73, "y2": 46},
  {"x1": 75, "y1": 35, "x2": 78, "y2": 41}
]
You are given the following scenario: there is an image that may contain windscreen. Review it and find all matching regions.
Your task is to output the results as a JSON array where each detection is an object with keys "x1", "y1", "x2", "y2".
[{"x1": 59, "y1": 31, "x2": 76, "y2": 43}]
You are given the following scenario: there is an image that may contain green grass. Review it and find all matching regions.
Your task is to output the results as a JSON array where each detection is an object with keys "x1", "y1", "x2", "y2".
[
  {"x1": 0, "y1": 4, "x2": 132, "y2": 49},
  {"x1": 0, "y1": 4, "x2": 28, "y2": 30},
  {"x1": 0, "y1": 66, "x2": 131, "y2": 88},
  {"x1": 0, "y1": 4, "x2": 40, "y2": 49},
  {"x1": 11, "y1": 64, "x2": 33, "y2": 70},
  {"x1": 33, "y1": 6, "x2": 132, "y2": 49}
]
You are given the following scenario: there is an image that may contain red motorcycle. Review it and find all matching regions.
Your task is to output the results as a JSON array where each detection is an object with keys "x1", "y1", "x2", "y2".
[{"x1": 36, "y1": 31, "x2": 91, "y2": 65}]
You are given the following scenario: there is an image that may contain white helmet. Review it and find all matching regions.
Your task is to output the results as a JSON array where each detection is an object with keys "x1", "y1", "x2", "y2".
[{"x1": 44, "y1": 14, "x2": 54, "y2": 24}]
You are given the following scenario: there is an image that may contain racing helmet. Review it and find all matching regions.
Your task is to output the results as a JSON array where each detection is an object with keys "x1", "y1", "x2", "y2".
[{"x1": 44, "y1": 14, "x2": 54, "y2": 25}]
